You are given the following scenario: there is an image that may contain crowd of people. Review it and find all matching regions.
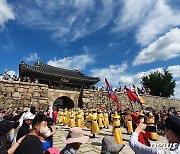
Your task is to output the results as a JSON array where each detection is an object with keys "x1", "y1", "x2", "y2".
[
  {"x1": 1, "y1": 71, "x2": 152, "y2": 96},
  {"x1": 0, "y1": 72, "x2": 38, "y2": 83},
  {"x1": 0, "y1": 105, "x2": 179, "y2": 154}
]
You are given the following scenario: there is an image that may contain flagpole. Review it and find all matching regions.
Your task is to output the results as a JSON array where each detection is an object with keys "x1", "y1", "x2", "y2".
[
  {"x1": 140, "y1": 103, "x2": 144, "y2": 111},
  {"x1": 129, "y1": 100, "x2": 134, "y2": 112}
]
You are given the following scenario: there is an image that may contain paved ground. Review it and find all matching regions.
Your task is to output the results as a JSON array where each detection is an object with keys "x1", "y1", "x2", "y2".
[{"x1": 53, "y1": 124, "x2": 167, "y2": 154}]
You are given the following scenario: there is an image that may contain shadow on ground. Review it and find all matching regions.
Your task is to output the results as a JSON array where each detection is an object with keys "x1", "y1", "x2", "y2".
[{"x1": 91, "y1": 142, "x2": 102, "y2": 146}]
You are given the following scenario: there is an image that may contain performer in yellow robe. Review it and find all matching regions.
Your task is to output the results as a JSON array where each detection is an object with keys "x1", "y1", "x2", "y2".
[
  {"x1": 68, "y1": 113, "x2": 76, "y2": 128},
  {"x1": 90, "y1": 113, "x2": 99, "y2": 138},
  {"x1": 111, "y1": 111, "x2": 123, "y2": 144},
  {"x1": 103, "y1": 110, "x2": 109, "y2": 129},
  {"x1": 124, "y1": 110, "x2": 133, "y2": 134},
  {"x1": 58, "y1": 109, "x2": 64, "y2": 124},
  {"x1": 80, "y1": 110, "x2": 85, "y2": 128},
  {"x1": 146, "y1": 112, "x2": 159, "y2": 141},
  {"x1": 76, "y1": 111, "x2": 83, "y2": 128},
  {"x1": 63, "y1": 109, "x2": 68, "y2": 125},
  {"x1": 97, "y1": 110, "x2": 104, "y2": 129}
]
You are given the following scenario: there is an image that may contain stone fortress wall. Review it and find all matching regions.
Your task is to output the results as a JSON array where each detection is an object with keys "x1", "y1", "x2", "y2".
[{"x1": 0, "y1": 80, "x2": 180, "y2": 110}]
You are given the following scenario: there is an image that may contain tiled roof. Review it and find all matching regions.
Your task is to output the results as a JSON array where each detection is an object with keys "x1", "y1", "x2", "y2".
[{"x1": 19, "y1": 61, "x2": 100, "y2": 84}]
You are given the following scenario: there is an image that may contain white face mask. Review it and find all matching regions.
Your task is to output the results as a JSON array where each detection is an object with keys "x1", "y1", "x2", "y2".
[
  {"x1": 40, "y1": 126, "x2": 49, "y2": 136},
  {"x1": 44, "y1": 130, "x2": 51, "y2": 138}
]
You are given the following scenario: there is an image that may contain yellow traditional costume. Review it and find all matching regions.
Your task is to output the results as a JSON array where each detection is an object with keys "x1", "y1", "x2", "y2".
[
  {"x1": 146, "y1": 112, "x2": 159, "y2": 141},
  {"x1": 90, "y1": 113, "x2": 99, "y2": 137},
  {"x1": 124, "y1": 110, "x2": 133, "y2": 134},
  {"x1": 103, "y1": 112, "x2": 109, "y2": 128},
  {"x1": 111, "y1": 111, "x2": 123, "y2": 144},
  {"x1": 57, "y1": 110, "x2": 64, "y2": 124},
  {"x1": 76, "y1": 111, "x2": 84, "y2": 128},
  {"x1": 63, "y1": 109, "x2": 68, "y2": 125},
  {"x1": 97, "y1": 111, "x2": 104, "y2": 129},
  {"x1": 68, "y1": 113, "x2": 76, "y2": 128}
]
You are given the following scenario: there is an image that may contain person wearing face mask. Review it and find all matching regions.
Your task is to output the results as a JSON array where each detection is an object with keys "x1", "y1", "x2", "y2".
[
  {"x1": 39, "y1": 127, "x2": 53, "y2": 151},
  {"x1": 129, "y1": 115, "x2": 180, "y2": 154},
  {"x1": 16, "y1": 112, "x2": 34, "y2": 141},
  {"x1": 14, "y1": 113, "x2": 48, "y2": 154}
]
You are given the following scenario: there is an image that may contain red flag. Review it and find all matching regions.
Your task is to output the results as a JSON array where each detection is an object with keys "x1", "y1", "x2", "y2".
[
  {"x1": 124, "y1": 85, "x2": 140, "y2": 102},
  {"x1": 105, "y1": 78, "x2": 122, "y2": 110}
]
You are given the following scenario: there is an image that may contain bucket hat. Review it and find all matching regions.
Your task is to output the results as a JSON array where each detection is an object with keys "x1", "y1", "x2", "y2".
[{"x1": 62, "y1": 127, "x2": 89, "y2": 144}]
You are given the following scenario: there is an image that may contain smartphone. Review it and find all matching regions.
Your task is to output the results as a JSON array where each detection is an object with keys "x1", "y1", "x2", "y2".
[{"x1": 145, "y1": 125, "x2": 156, "y2": 132}]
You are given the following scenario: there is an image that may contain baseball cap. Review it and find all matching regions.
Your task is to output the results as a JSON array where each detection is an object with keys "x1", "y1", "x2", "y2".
[{"x1": 23, "y1": 112, "x2": 35, "y2": 120}]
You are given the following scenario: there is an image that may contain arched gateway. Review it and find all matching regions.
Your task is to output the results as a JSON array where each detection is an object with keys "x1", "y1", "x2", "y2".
[{"x1": 53, "y1": 96, "x2": 74, "y2": 109}]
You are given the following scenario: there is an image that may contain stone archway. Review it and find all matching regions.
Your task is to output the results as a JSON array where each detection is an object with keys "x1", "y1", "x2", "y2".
[{"x1": 53, "y1": 96, "x2": 74, "y2": 110}]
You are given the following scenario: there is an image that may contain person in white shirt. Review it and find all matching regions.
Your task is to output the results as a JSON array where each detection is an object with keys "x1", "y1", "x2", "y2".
[
  {"x1": 129, "y1": 115, "x2": 180, "y2": 154},
  {"x1": 0, "y1": 74, "x2": 3, "y2": 80}
]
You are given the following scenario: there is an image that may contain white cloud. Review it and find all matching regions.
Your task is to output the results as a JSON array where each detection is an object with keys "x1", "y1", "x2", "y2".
[
  {"x1": 136, "y1": 0, "x2": 180, "y2": 46},
  {"x1": 0, "y1": 0, "x2": 15, "y2": 28},
  {"x1": 167, "y1": 65, "x2": 180, "y2": 78},
  {"x1": 118, "y1": 67, "x2": 164, "y2": 87},
  {"x1": 12, "y1": 0, "x2": 119, "y2": 42},
  {"x1": 114, "y1": 0, "x2": 155, "y2": 31},
  {"x1": 115, "y1": 0, "x2": 180, "y2": 46},
  {"x1": 108, "y1": 42, "x2": 122, "y2": 48},
  {"x1": 91, "y1": 65, "x2": 180, "y2": 99},
  {"x1": 173, "y1": 81, "x2": 180, "y2": 100},
  {"x1": 7, "y1": 70, "x2": 16, "y2": 77},
  {"x1": 47, "y1": 54, "x2": 94, "y2": 70},
  {"x1": 133, "y1": 28, "x2": 180, "y2": 66},
  {"x1": 124, "y1": 49, "x2": 131, "y2": 55},
  {"x1": 90, "y1": 62, "x2": 128, "y2": 86},
  {"x1": 24, "y1": 53, "x2": 40, "y2": 62}
]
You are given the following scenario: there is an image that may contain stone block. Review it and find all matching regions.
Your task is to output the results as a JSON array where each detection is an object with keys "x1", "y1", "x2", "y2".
[
  {"x1": 39, "y1": 99, "x2": 48, "y2": 105},
  {"x1": 14, "y1": 84, "x2": 20, "y2": 90},
  {"x1": 28, "y1": 88, "x2": 34, "y2": 93},
  {"x1": 0, "y1": 86, "x2": 5, "y2": 92},
  {"x1": 5, "y1": 99, "x2": 15, "y2": 105},
  {"x1": 33, "y1": 92, "x2": 40, "y2": 97},
  {"x1": 41, "y1": 87, "x2": 48, "y2": 90},
  {"x1": 17, "y1": 88, "x2": 24, "y2": 93},
  {"x1": 31, "y1": 99, "x2": 38, "y2": 104},
  {"x1": 23, "y1": 92, "x2": 32, "y2": 97},
  {"x1": 6, "y1": 87, "x2": 15, "y2": 93},
  {"x1": 5, "y1": 83, "x2": 14, "y2": 87},
  {"x1": 23, "y1": 100, "x2": 31, "y2": 106},
  {"x1": 12, "y1": 92, "x2": 21, "y2": 99},
  {"x1": 22, "y1": 95, "x2": 31, "y2": 100},
  {"x1": 40, "y1": 92, "x2": 48, "y2": 97}
]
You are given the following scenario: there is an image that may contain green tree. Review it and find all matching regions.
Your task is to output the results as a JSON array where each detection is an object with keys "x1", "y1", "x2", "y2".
[{"x1": 141, "y1": 69, "x2": 176, "y2": 97}]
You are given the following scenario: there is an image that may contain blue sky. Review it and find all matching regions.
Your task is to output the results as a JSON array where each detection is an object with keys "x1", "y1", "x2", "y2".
[{"x1": 0, "y1": 0, "x2": 180, "y2": 99}]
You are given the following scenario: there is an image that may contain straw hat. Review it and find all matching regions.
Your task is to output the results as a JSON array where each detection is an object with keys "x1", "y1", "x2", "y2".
[
  {"x1": 112, "y1": 111, "x2": 120, "y2": 119},
  {"x1": 138, "y1": 111, "x2": 144, "y2": 116},
  {"x1": 62, "y1": 127, "x2": 89, "y2": 144},
  {"x1": 149, "y1": 112, "x2": 153, "y2": 117}
]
